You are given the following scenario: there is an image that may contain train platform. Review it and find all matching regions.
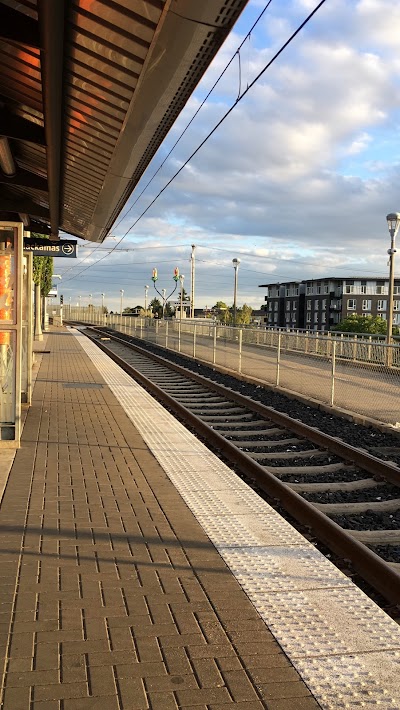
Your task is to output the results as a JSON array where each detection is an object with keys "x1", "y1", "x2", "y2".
[{"x1": 1, "y1": 329, "x2": 400, "y2": 710}]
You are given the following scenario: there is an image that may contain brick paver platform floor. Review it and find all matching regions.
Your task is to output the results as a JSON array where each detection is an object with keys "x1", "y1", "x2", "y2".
[{"x1": 0, "y1": 330, "x2": 321, "y2": 709}]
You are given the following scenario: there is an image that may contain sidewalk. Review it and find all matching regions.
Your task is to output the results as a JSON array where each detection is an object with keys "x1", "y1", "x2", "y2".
[{"x1": 0, "y1": 329, "x2": 318, "y2": 709}]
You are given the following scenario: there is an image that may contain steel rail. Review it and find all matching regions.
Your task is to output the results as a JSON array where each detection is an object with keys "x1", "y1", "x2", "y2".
[
  {"x1": 89, "y1": 326, "x2": 400, "y2": 484},
  {"x1": 85, "y1": 327, "x2": 400, "y2": 605}
]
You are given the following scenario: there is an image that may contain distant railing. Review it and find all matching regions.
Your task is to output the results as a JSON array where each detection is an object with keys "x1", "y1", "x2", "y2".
[{"x1": 64, "y1": 307, "x2": 400, "y2": 426}]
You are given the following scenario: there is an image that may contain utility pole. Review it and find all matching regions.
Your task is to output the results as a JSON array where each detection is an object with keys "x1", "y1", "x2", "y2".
[
  {"x1": 179, "y1": 274, "x2": 185, "y2": 322},
  {"x1": 190, "y1": 244, "x2": 196, "y2": 319}
]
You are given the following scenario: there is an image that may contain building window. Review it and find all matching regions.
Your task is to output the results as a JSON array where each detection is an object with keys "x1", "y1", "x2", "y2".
[
  {"x1": 306, "y1": 284, "x2": 313, "y2": 295},
  {"x1": 347, "y1": 299, "x2": 356, "y2": 310},
  {"x1": 394, "y1": 286, "x2": 400, "y2": 295},
  {"x1": 344, "y1": 280, "x2": 354, "y2": 294},
  {"x1": 324, "y1": 284, "x2": 329, "y2": 294},
  {"x1": 306, "y1": 312, "x2": 311, "y2": 323},
  {"x1": 377, "y1": 300, "x2": 387, "y2": 311},
  {"x1": 286, "y1": 301, "x2": 290, "y2": 311},
  {"x1": 321, "y1": 312, "x2": 326, "y2": 323},
  {"x1": 394, "y1": 301, "x2": 400, "y2": 311},
  {"x1": 316, "y1": 282, "x2": 322, "y2": 294},
  {"x1": 314, "y1": 300, "x2": 319, "y2": 311},
  {"x1": 293, "y1": 301, "x2": 297, "y2": 311},
  {"x1": 306, "y1": 300, "x2": 311, "y2": 310},
  {"x1": 274, "y1": 302, "x2": 278, "y2": 311},
  {"x1": 285, "y1": 313, "x2": 290, "y2": 323},
  {"x1": 321, "y1": 299, "x2": 326, "y2": 310},
  {"x1": 291, "y1": 313, "x2": 297, "y2": 322},
  {"x1": 362, "y1": 299, "x2": 371, "y2": 311},
  {"x1": 273, "y1": 312, "x2": 278, "y2": 322},
  {"x1": 361, "y1": 280, "x2": 367, "y2": 294},
  {"x1": 376, "y1": 281, "x2": 386, "y2": 295}
]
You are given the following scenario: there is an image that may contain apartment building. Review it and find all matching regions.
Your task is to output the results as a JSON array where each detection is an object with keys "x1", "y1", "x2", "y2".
[{"x1": 259, "y1": 277, "x2": 400, "y2": 331}]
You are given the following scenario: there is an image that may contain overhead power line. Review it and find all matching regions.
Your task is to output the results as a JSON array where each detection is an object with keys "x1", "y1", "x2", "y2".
[{"x1": 62, "y1": 0, "x2": 326, "y2": 285}]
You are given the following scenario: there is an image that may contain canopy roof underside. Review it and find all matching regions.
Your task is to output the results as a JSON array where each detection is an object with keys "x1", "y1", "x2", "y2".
[{"x1": 0, "y1": 0, "x2": 248, "y2": 241}]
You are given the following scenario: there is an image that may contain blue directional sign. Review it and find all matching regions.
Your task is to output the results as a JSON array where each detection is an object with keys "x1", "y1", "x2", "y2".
[{"x1": 24, "y1": 238, "x2": 77, "y2": 257}]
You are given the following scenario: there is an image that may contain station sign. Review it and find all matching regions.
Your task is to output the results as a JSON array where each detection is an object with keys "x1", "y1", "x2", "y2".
[
  {"x1": 48, "y1": 285, "x2": 58, "y2": 298},
  {"x1": 24, "y1": 238, "x2": 77, "y2": 258}
]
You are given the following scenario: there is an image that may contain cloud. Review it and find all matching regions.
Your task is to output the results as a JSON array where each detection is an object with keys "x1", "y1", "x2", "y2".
[{"x1": 60, "y1": 0, "x2": 400, "y2": 311}]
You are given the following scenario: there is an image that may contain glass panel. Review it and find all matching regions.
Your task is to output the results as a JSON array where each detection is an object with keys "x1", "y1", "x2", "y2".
[
  {"x1": 0, "y1": 330, "x2": 15, "y2": 425},
  {"x1": 0, "y1": 230, "x2": 15, "y2": 324}
]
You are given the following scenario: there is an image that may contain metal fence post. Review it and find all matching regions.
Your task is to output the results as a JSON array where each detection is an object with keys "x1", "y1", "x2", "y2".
[
  {"x1": 238, "y1": 329, "x2": 243, "y2": 374},
  {"x1": 213, "y1": 324, "x2": 217, "y2": 364},
  {"x1": 330, "y1": 340, "x2": 336, "y2": 406},
  {"x1": 193, "y1": 324, "x2": 196, "y2": 358},
  {"x1": 276, "y1": 333, "x2": 281, "y2": 386},
  {"x1": 165, "y1": 320, "x2": 169, "y2": 349}
]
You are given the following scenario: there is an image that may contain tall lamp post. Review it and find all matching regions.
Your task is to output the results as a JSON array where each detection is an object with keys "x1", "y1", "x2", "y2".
[
  {"x1": 120, "y1": 289, "x2": 124, "y2": 317},
  {"x1": 232, "y1": 258, "x2": 240, "y2": 326},
  {"x1": 144, "y1": 284, "x2": 149, "y2": 315},
  {"x1": 179, "y1": 274, "x2": 185, "y2": 322},
  {"x1": 151, "y1": 268, "x2": 179, "y2": 319},
  {"x1": 386, "y1": 213, "x2": 400, "y2": 346}
]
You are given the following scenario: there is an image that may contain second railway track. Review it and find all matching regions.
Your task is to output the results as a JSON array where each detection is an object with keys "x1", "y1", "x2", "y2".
[{"x1": 78, "y1": 324, "x2": 400, "y2": 607}]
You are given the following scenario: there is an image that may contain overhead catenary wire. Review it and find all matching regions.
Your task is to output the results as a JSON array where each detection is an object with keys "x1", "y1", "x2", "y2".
[
  {"x1": 62, "y1": 0, "x2": 325, "y2": 285},
  {"x1": 111, "y1": 0, "x2": 274, "y2": 232}
]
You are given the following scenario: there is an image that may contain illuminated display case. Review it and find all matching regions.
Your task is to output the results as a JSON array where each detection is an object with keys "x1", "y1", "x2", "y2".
[{"x1": 0, "y1": 223, "x2": 23, "y2": 444}]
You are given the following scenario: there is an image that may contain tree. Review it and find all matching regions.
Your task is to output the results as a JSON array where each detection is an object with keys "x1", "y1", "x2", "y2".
[
  {"x1": 212, "y1": 301, "x2": 231, "y2": 324},
  {"x1": 32, "y1": 233, "x2": 53, "y2": 296},
  {"x1": 213, "y1": 301, "x2": 229, "y2": 310},
  {"x1": 150, "y1": 297, "x2": 162, "y2": 318},
  {"x1": 236, "y1": 304, "x2": 253, "y2": 325},
  {"x1": 331, "y1": 314, "x2": 399, "y2": 335},
  {"x1": 164, "y1": 302, "x2": 175, "y2": 318}
]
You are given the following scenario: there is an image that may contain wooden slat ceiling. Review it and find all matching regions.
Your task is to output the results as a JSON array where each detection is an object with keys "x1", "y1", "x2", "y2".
[{"x1": 0, "y1": 0, "x2": 249, "y2": 241}]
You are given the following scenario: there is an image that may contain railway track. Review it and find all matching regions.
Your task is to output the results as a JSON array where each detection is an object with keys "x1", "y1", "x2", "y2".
[{"x1": 80, "y1": 324, "x2": 400, "y2": 607}]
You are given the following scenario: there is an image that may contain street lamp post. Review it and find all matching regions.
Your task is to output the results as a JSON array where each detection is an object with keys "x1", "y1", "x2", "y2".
[
  {"x1": 386, "y1": 213, "x2": 400, "y2": 347},
  {"x1": 232, "y1": 258, "x2": 240, "y2": 327},
  {"x1": 179, "y1": 274, "x2": 185, "y2": 322},
  {"x1": 144, "y1": 285, "x2": 149, "y2": 315},
  {"x1": 151, "y1": 268, "x2": 179, "y2": 318},
  {"x1": 120, "y1": 289, "x2": 124, "y2": 317},
  {"x1": 101, "y1": 293, "x2": 105, "y2": 324}
]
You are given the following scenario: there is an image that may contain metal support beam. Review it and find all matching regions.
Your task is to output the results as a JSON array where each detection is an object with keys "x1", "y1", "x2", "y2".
[
  {"x1": 0, "y1": 111, "x2": 46, "y2": 147},
  {"x1": 0, "y1": 193, "x2": 50, "y2": 220},
  {"x1": 38, "y1": 0, "x2": 66, "y2": 239},
  {"x1": 0, "y1": 4, "x2": 40, "y2": 48},
  {"x1": 0, "y1": 169, "x2": 48, "y2": 193}
]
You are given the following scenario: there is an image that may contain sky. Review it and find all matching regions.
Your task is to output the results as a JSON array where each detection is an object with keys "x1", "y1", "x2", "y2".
[{"x1": 56, "y1": 0, "x2": 400, "y2": 313}]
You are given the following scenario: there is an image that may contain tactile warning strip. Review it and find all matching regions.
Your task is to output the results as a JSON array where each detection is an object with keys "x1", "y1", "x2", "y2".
[{"x1": 75, "y1": 329, "x2": 400, "y2": 709}]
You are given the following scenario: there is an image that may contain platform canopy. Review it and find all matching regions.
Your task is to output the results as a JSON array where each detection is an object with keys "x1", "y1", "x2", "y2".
[{"x1": 0, "y1": 0, "x2": 249, "y2": 242}]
